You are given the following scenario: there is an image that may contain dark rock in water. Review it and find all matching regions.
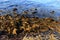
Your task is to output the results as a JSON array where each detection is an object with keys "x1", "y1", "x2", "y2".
[
  {"x1": 32, "y1": 11, "x2": 37, "y2": 14},
  {"x1": 13, "y1": 8, "x2": 18, "y2": 11}
]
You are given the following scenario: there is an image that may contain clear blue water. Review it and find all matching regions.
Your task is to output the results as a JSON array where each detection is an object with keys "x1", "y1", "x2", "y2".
[{"x1": 0, "y1": 0, "x2": 60, "y2": 20}]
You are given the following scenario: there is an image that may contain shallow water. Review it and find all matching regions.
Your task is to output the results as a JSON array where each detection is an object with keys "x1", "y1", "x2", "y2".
[{"x1": 0, "y1": 0, "x2": 60, "y2": 20}]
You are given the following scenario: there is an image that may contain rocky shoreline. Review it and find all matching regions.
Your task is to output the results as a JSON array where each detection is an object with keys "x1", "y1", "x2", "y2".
[{"x1": 0, "y1": 8, "x2": 60, "y2": 40}]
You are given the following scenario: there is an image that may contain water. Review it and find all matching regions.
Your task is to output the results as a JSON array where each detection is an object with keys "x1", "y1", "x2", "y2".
[{"x1": 0, "y1": 0, "x2": 60, "y2": 20}]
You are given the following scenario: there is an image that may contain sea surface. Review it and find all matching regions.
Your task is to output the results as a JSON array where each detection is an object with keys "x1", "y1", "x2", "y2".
[{"x1": 0, "y1": 0, "x2": 60, "y2": 20}]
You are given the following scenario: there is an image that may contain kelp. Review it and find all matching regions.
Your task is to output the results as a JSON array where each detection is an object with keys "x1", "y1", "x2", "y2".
[{"x1": 0, "y1": 8, "x2": 60, "y2": 40}]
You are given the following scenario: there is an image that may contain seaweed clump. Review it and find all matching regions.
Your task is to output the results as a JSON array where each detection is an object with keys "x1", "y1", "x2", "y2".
[{"x1": 0, "y1": 8, "x2": 60, "y2": 39}]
